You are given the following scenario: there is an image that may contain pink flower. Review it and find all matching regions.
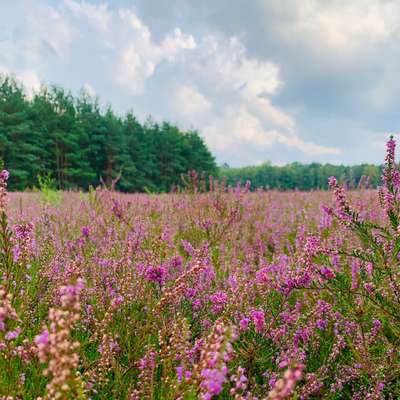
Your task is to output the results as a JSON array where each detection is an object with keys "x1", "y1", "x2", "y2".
[
  {"x1": 145, "y1": 265, "x2": 167, "y2": 286},
  {"x1": 251, "y1": 310, "x2": 265, "y2": 333},
  {"x1": 0, "y1": 170, "x2": 9, "y2": 181},
  {"x1": 5, "y1": 327, "x2": 21, "y2": 341},
  {"x1": 239, "y1": 317, "x2": 250, "y2": 332},
  {"x1": 34, "y1": 329, "x2": 50, "y2": 346},
  {"x1": 81, "y1": 226, "x2": 90, "y2": 237}
]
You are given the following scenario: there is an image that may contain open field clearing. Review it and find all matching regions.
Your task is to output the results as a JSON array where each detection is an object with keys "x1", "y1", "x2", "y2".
[{"x1": 1, "y1": 142, "x2": 400, "y2": 399}]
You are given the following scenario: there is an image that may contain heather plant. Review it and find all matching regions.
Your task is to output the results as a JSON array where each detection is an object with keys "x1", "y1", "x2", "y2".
[{"x1": 1, "y1": 139, "x2": 400, "y2": 399}]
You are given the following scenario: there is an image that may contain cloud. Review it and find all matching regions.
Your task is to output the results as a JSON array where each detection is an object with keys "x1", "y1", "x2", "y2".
[
  {"x1": 64, "y1": 0, "x2": 110, "y2": 32},
  {"x1": 1, "y1": 0, "x2": 359, "y2": 166},
  {"x1": 161, "y1": 28, "x2": 197, "y2": 60},
  {"x1": 202, "y1": 105, "x2": 339, "y2": 157},
  {"x1": 115, "y1": 45, "x2": 156, "y2": 94},
  {"x1": 0, "y1": 1, "x2": 73, "y2": 74},
  {"x1": 167, "y1": 34, "x2": 339, "y2": 158},
  {"x1": 275, "y1": 133, "x2": 340, "y2": 156},
  {"x1": 263, "y1": 0, "x2": 400, "y2": 54},
  {"x1": 114, "y1": 10, "x2": 196, "y2": 94},
  {"x1": 176, "y1": 85, "x2": 211, "y2": 117},
  {"x1": 203, "y1": 107, "x2": 274, "y2": 150}
]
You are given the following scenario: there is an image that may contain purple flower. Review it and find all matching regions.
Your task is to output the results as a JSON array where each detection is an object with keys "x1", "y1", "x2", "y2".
[
  {"x1": 0, "y1": 170, "x2": 9, "y2": 181},
  {"x1": 34, "y1": 329, "x2": 50, "y2": 346},
  {"x1": 251, "y1": 310, "x2": 265, "y2": 333},
  {"x1": 5, "y1": 327, "x2": 21, "y2": 341},
  {"x1": 176, "y1": 365, "x2": 184, "y2": 383},
  {"x1": 239, "y1": 317, "x2": 250, "y2": 332},
  {"x1": 201, "y1": 368, "x2": 226, "y2": 397},
  {"x1": 320, "y1": 266, "x2": 335, "y2": 280},
  {"x1": 316, "y1": 319, "x2": 328, "y2": 330},
  {"x1": 328, "y1": 176, "x2": 337, "y2": 188},
  {"x1": 82, "y1": 226, "x2": 90, "y2": 237},
  {"x1": 145, "y1": 265, "x2": 167, "y2": 286},
  {"x1": 209, "y1": 291, "x2": 228, "y2": 314},
  {"x1": 112, "y1": 199, "x2": 123, "y2": 219},
  {"x1": 181, "y1": 240, "x2": 196, "y2": 257}
]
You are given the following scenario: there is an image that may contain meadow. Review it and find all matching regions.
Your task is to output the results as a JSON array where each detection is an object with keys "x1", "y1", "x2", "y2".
[{"x1": 1, "y1": 140, "x2": 400, "y2": 399}]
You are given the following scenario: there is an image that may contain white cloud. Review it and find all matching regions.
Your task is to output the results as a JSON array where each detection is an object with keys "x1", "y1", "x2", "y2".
[
  {"x1": 161, "y1": 28, "x2": 197, "y2": 60},
  {"x1": 176, "y1": 85, "x2": 211, "y2": 117},
  {"x1": 203, "y1": 107, "x2": 276, "y2": 149},
  {"x1": 197, "y1": 36, "x2": 282, "y2": 96},
  {"x1": 178, "y1": 34, "x2": 338, "y2": 157},
  {"x1": 250, "y1": 96, "x2": 295, "y2": 132},
  {"x1": 64, "y1": 0, "x2": 110, "y2": 32},
  {"x1": 0, "y1": 0, "x2": 341, "y2": 164},
  {"x1": 116, "y1": 45, "x2": 156, "y2": 94},
  {"x1": 26, "y1": 5, "x2": 74, "y2": 62},
  {"x1": 115, "y1": 10, "x2": 196, "y2": 94},
  {"x1": 275, "y1": 133, "x2": 340, "y2": 156},
  {"x1": 202, "y1": 105, "x2": 339, "y2": 156},
  {"x1": 119, "y1": 8, "x2": 151, "y2": 37},
  {"x1": 266, "y1": 0, "x2": 400, "y2": 54}
]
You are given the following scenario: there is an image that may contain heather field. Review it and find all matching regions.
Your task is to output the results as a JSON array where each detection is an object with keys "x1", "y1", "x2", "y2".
[{"x1": 1, "y1": 141, "x2": 400, "y2": 400}]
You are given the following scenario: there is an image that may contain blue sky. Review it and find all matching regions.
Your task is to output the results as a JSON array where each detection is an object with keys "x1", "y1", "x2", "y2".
[{"x1": 1, "y1": 0, "x2": 399, "y2": 166}]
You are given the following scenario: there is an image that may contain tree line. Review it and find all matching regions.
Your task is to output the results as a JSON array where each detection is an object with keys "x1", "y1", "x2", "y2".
[
  {"x1": 219, "y1": 161, "x2": 383, "y2": 191},
  {"x1": 0, "y1": 74, "x2": 217, "y2": 192},
  {"x1": 0, "y1": 73, "x2": 384, "y2": 192}
]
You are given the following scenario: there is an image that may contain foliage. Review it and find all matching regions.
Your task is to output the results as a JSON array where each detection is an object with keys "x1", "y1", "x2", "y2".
[
  {"x1": 37, "y1": 173, "x2": 63, "y2": 207},
  {"x1": 0, "y1": 73, "x2": 385, "y2": 193},
  {"x1": 219, "y1": 161, "x2": 383, "y2": 191},
  {"x1": 0, "y1": 74, "x2": 217, "y2": 192}
]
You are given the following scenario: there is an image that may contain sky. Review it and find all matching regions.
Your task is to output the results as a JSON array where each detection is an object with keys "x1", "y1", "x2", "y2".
[{"x1": 0, "y1": 0, "x2": 399, "y2": 167}]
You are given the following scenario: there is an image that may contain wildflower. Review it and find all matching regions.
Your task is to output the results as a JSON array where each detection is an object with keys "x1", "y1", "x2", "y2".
[
  {"x1": 5, "y1": 327, "x2": 21, "y2": 341},
  {"x1": 320, "y1": 266, "x2": 335, "y2": 280},
  {"x1": 239, "y1": 317, "x2": 250, "y2": 332},
  {"x1": 34, "y1": 279, "x2": 85, "y2": 399},
  {"x1": 251, "y1": 310, "x2": 265, "y2": 334},
  {"x1": 145, "y1": 265, "x2": 167, "y2": 286},
  {"x1": 0, "y1": 170, "x2": 9, "y2": 214},
  {"x1": 229, "y1": 366, "x2": 248, "y2": 397},
  {"x1": 267, "y1": 364, "x2": 304, "y2": 399},
  {"x1": 111, "y1": 199, "x2": 123, "y2": 219},
  {"x1": 328, "y1": 176, "x2": 355, "y2": 224},
  {"x1": 209, "y1": 291, "x2": 228, "y2": 314},
  {"x1": 81, "y1": 226, "x2": 90, "y2": 237},
  {"x1": 194, "y1": 320, "x2": 237, "y2": 400},
  {"x1": 12, "y1": 222, "x2": 35, "y2": 264}
]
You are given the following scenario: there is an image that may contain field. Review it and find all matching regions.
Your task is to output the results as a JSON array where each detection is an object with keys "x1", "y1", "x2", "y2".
[{"x1": 1, "y1": 142, "x2": 400, "y2": 399}]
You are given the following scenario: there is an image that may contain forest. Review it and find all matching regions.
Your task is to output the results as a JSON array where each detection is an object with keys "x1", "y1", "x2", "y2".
[
  {"x1": 0, "y1": 73, "x2": 382, "y2": 192},
  {"x1": 0, "y1": 74, "x2": 217, "y2": 192},
  {"x1": 220, "y1": 162, "x2": 382, "y2": 190}
]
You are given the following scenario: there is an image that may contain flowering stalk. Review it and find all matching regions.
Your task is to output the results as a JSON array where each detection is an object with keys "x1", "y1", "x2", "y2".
[
  {"x1": 379, "y1": 135, "x2": 400, "y2": 229},
  {"x1": 266, "y1": 364, "x2": 304, "y2": 400},
  {"x1": 35, "y1": 279, "x2": 86, "y2": 400},
  {"x1": 192, "y1": 319, "x2": 237, "y2": 400},
  {"x1": 0, "y1": 284, "x2": 22, "y2": 395},
  {"x1": 0, "y1": 170, "x2": 14, "y2": 290}
]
